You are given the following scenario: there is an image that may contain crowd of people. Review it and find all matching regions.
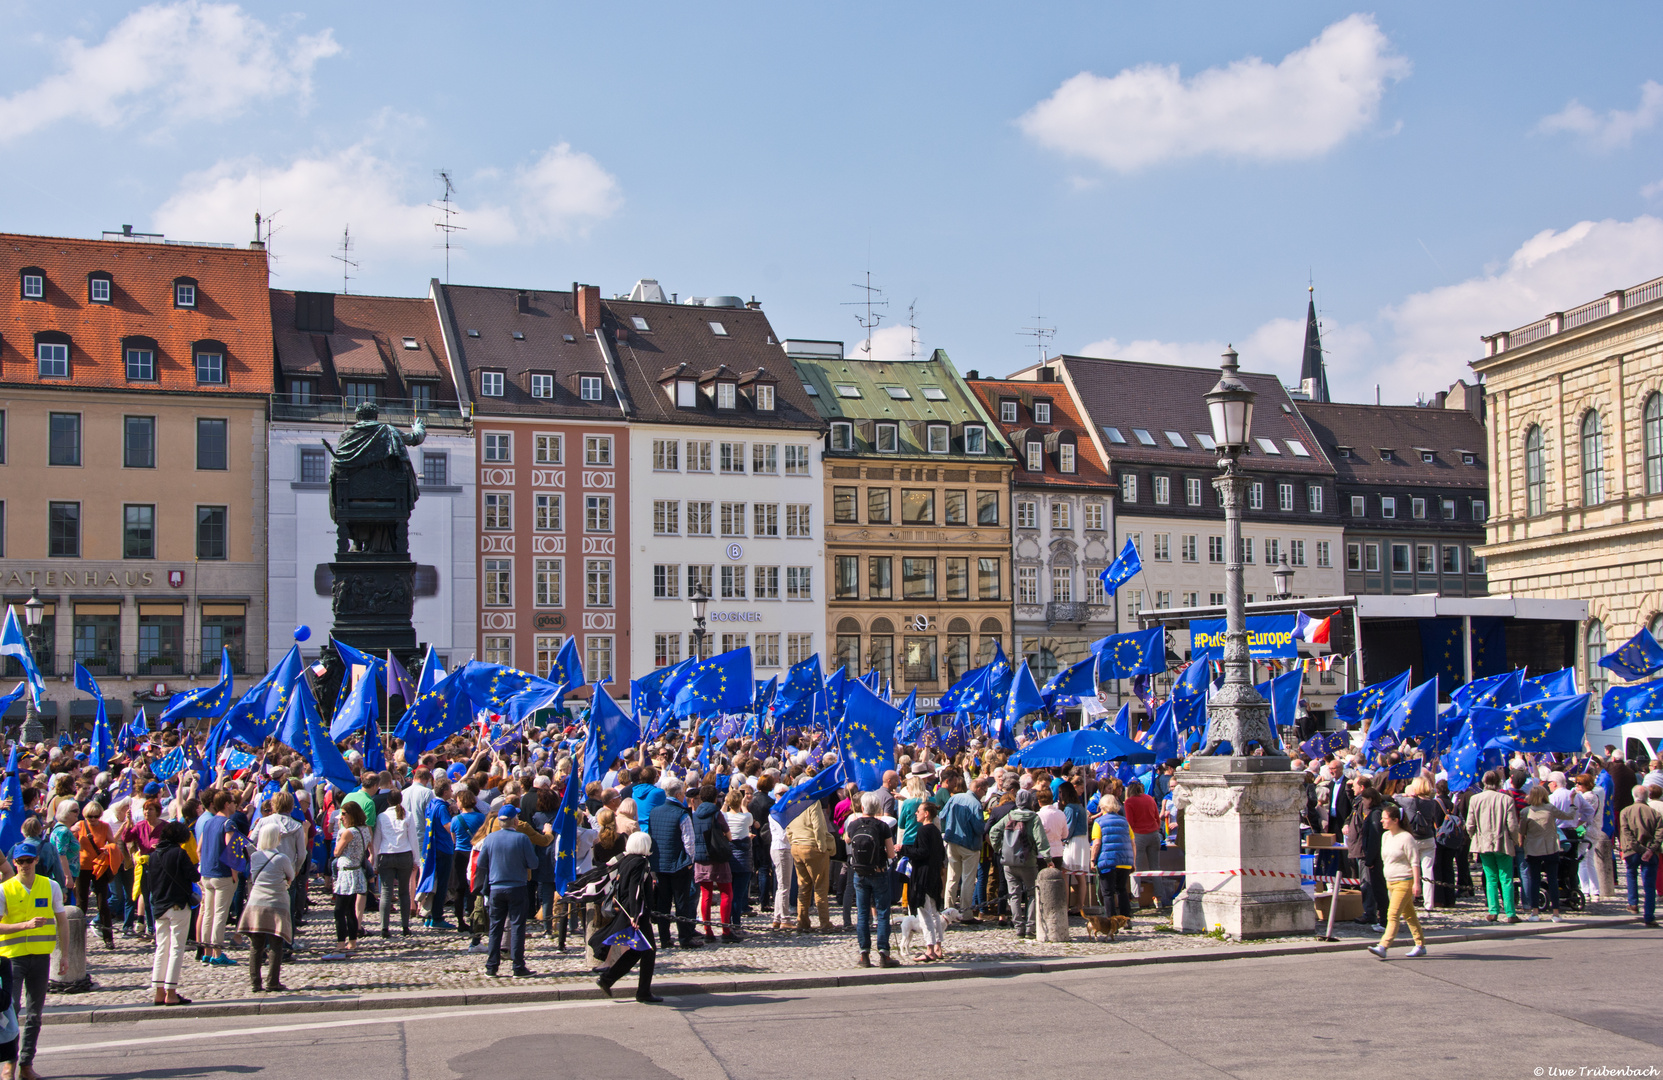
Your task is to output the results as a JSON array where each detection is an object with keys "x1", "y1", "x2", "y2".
[{"x1": 0, "y1": 715, "x2": 1657, "y2": 1076}]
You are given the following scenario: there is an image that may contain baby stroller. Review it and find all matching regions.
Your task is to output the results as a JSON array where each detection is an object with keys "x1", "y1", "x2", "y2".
[{"x1": 1556, "y1": 831, "x2": 1586, "y2": 913}]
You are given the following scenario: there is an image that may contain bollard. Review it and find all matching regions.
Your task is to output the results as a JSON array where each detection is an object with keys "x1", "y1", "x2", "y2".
[{"x1": 48, "y1": 905, "x2": 95, "y2": 994}]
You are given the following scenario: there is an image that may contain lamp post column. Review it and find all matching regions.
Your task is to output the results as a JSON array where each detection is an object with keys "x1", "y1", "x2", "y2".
[{"x1": 21, "y1": 589, "x2": 46, "y2": 745}]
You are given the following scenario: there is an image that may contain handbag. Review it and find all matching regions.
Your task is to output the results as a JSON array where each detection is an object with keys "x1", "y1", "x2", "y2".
[{"x1": 0, "y1": 1004, "x2": 17, "y2": 1045}]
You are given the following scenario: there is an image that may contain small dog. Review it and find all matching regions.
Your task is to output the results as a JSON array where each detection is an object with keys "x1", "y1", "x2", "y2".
[
  {"x1": 940, "y1": 907, "x2": 962, "y2": 927},
  {"x1": 896, "y1": 908, "x2": 959, "y2": 952},
  {"x1": 1083, "y1": 915, "x2": 1133, "y2": 942}
]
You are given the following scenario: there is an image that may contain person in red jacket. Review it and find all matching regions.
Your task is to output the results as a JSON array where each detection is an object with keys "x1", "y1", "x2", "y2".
[{"x1": 1123, "y1": 782, "x2": 1165, "y2": 905}]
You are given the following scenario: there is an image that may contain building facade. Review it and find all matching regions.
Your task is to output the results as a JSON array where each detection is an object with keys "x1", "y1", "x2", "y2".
[
  {"x1": 611, "y1": 292, "x2": 826, "y2": 682},
  {"x1": 1298, "y1": 394, "x2": 1490, "y2": 599},
  {"x1": 968, "y1": 370, "x2": 1117, "y2": 682},
  {"x1": 269, "y1": 289, "x2": 475, "y2": 671},
  {"x1": 434, "y1": 282, "x2": 628, "y2": 683},
  {"x1": 0, "y1": 230, "x2": 273, "y2": 730},
  {"x1": 790, "y1": 343, "x2": 1012, "y2": 703},
  {"x1": 1474, "y1": 272, "x2": 1663, "y2": 709}
]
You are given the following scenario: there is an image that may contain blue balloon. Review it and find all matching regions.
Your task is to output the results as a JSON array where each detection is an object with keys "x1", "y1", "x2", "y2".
[{"x1": 294, "y1": 625, "x2": 312, "y2": 642}]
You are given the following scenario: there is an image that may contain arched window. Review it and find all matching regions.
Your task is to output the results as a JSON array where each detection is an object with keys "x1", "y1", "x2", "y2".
[
  {"x1": 1581, "y1": 411, "x2": 1604, "y2": 507},
  {"x1": 1650, "y1": 612, "x2": 1663, "y2": 642},
  {"x1": 1525, "y1": 425, "x2": 1546, "y2": 516},
  {"x1": 1645, "y1": 393, "x2": 1663, "y2": 495},
  {"x1": 1585, "y1": 619, "x2": 1609, "y2": 699}
]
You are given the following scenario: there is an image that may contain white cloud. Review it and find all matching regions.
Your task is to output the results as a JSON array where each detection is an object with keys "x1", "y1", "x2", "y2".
[
  {"x1": 1072, "y1": 217, "x2": 1663, "y2": 405},
  {"x1": 153, "y1": 141, "x2": 621, "y2": 279},
  {"x1": 849, "y1": 323, "x2": 927, "y2": 362},
  {"x1": 1019, "y1": 14, "x2": 1409, "y2": 172},
  {"x1": 1537, "y1": 81, "x2": 1663, "y2": 150},
  {"x1": 0, "y1": 1, "x2": 339, "y2": 142}
]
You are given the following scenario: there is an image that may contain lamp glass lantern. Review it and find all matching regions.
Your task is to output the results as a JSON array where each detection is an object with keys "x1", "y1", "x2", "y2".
[
  {"x1": 23, "y1": 588, "x2": 44, "y2": 629},
  {"x1": 690, "y1": 587, "x2": 708, "y2": 625},
  {"x1": 1205, "y1": 347, "x2": 1256, "y2": 455},
  {"x1": 1272, "y1": 554, "x2": 1293, "y2": 598}
]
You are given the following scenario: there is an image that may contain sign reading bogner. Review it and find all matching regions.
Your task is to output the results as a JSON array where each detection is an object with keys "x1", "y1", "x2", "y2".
[{"x1": 1188, "y1": 614, "x2": 1299, "y2": 661}]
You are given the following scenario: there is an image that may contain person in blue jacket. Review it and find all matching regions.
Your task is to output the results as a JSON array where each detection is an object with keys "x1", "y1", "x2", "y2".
[{"x1": 1091, "y1": 794, "x2": 1136, "y2": 920}]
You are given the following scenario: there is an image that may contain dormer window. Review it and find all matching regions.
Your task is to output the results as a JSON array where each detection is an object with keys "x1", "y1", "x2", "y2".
[
  {"x1": 875, "y1": 423, "x2": 899, "y2": 453},
  {"x1": 1000, "y1": 400, "x2": 1018, "y2": 423},
  {"x1": 755, "y1": 384, "x2": 776, "y2": 411},
  {"x1": 400, "y1": 336, "x2": 418, "y2": 349},
  {"x1": 926, "y1": 425, "x2": 949, "y2": 453},
  {"x1": 1420, "y1": 450, "x2": 1435, "y2": 463},
  {"x1": 88, "y1": 273, "x2": 112, "y2": 304},
  {"x1": 1379, "y1": 448, "x2": 1393, "y2": 462},
  {"x1": 580, "y1": 375, "x2": 604, "y2": 401},
  {"x1": 173, "y1": 278, "x2": 197, "y2": 308},
  {"x1": 1059, "y1": 443, "x2": 1076, "y2": 473},
  {"x1": 1026, "y1": 441, "x2": 1043, "y2": 471},
  {"x1": 1033, "y1": 401, "x2": 1051, "y2": 424},
  {"x1": 964, "y1": 425, "x2": 986, "y2": 454},
  {"x1": 1462, "y1": 452, "x2": 1476, "y2": 466},
  {"x1": 1336, "y1": 446, "x2": 1352, "y2": 459},
  {"x1": 830, "y1": 422, "x2": 853, "y2": 451},
  {"x1": 123, "y1": 336, "x2": 157, "y2": 381},
  {"x1": 480, "y1": 371, "x2": 505, "y2": 397},
  {"x1": 35, "y1": 333, "x2": 70, "y2": 378},
  {"x1": 715, "y1": 383, "x2": 737, "y2": 409},
  {"x1": 631, "y1": 316, "x2": 650, "y2": 331},
  {"x1": 675, "y1": 379, "x2": 697, "y2": 407},
  {"x1": 530, "y1": 374, "x2": 555, "y2": 399},
  {"x1": 193, "y1": 340, "x2": 226, "y2": 385},
  {"x1": 20, "y1": 269, "x2": 44, "y2": 299}
]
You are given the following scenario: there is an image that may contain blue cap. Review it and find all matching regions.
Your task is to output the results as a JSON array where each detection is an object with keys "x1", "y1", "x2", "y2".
[
  {"x1": 143, "y1": 783, "x2": 161, "y2": 796},
  {"x1": 12, "y1": 840, "x2": 39, "y2": 861},
  {"x1": 497, "y1": 804, "x2": 518, "y2": 819}
]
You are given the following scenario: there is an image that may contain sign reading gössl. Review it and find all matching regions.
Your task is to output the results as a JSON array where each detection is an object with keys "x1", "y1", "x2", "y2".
[{"x1": 1188, "y1": 614, "x2": 1298, "y2": 661}]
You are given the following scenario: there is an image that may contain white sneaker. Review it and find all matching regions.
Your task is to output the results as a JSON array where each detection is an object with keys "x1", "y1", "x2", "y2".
[
  {"x1": 1371, "y1": 923, "x2": 1386, "y2": 933},
  {"x1": 466, "y1": 943, "x2": 490, "y2": 954},
  {"x1": 1404, "y1": 945, "x2": 1426, "y2": 958},
  {"x1": 1367, "y1": 945, "x2": 1388, "y2": 959},
  {"x1": 1525, "y1": 913, "x2": 1540, "y2": 922}
]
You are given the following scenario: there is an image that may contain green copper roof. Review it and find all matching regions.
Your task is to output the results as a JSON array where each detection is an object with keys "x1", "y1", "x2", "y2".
[{"x1": 789, "y1": 348, "x2": 1011, "y2": 459}]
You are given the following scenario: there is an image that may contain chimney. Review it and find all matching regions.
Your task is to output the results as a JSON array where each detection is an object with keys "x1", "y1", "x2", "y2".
[
  {"x1": 1433, "y1": 390, "x2": 1448, "y2": 409},
  {"x1": 965, "y1": 369, "x2": 980, "y2": 380},
  {"x1": 746, "y1": 295, "x2": 761, "y2": 310},
  {"x1": 293, "y1": 291, "x2": 335, "y2": 334},
  {"x1": 1037, "y1": 366, "x2": 1055, "y2": 382},
  {"x1": 516, "y1": 290, "x2": 530, "y2": 314},
  {"x1": 576, "y1": 284, "x2": 601, "y2": 334}
]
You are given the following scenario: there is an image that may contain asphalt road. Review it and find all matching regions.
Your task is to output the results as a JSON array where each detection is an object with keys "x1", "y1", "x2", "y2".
[{"x1": 33, "y1": 925, "x2": 1662, "y2": 1080}]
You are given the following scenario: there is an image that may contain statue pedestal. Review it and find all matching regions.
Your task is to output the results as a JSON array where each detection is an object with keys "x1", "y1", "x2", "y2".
[
  {"x1": 1171, "y1": 757, "x2": 1315, "y2": 940},
  {"x1": 328, "y1": 554, "x2": 418, "y2": 654}
]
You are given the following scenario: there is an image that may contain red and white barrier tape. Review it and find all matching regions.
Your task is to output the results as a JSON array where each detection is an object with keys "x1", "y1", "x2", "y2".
[{"x1": 1130, "y1": 868, "x2": 1361, "y2": 886}]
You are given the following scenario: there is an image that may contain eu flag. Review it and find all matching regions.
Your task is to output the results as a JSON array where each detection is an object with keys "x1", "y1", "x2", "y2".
[
  {"x1": 1384, "y1": 758, "x2": 1423, "y2": 782},
  {"x1": 998, "y1": 660, "x2": 1043, "y2": 751},
  {"x1": 777, "y1": 653, "x2": 824, "y2": 708},
  {"x1": 769, "y1": 761, "x2": 846, "y2": 828},
  {"x1": 361, "y1": 711, "x2": 387, "y2": 772},
  {"x1": 1387, "y1": 676, "x2": 1439, "y2": 739},
  {"x1": 1092, "y1": 627, "x2": 1167, "y2": 681},
  {"x1": 674, "y1": 647, "x2": 755, "y2": 718},
  {"x1": 1442, "y1": 719, "x2": 1482, "y2": 793},
  {"x1": 1472, "y1": 695, "x2": 1591, "y2": 754},
  {"x1": 329, "y1": 663, "x2": 380, "y2": 741},
  {"x1": 151, "y1": 743, "x2": 187, "y2": 782},
  {"x1": 1098, "y1": 536, "x2": 1142, "y2": 596},
  {"x1": 546, "y1": 637, "x2": 587, "y2": 708},
  {"x1": 1039, "y1": 655, "x2": 1096, "y2": 710},
  {"x1": 1600, "y1": 680, "x2": 1663, "y2": 731},
  {"x1": 75, "y1": 663, "x2": 115, "y2": 769},
  {"x1": 158, "y1": 647, "x2": 235, "y2": 725},
  {"x1": 1599, "y1": 628, "x2": 1663, "y2": 682},
  {"x1": 394, "y1": 665, "x2": 473, "y2": 754},
  {"x1": 223, "y1": 645, "x2": 302, "y2": 747},
  {"x1": 550, "y1": 766, "x2": 585, "y2": 894},
  {"x1": 0, "y1": 746, "x2": 26, "y2": 855},
  {"x1": 1522, "y1": 668, "x2": 1578, "y2": 702},
  {"x1": 583, "y1": 684, "x2": 641, "y2": 786},
  {"x1": 897, "y1": 688, "x2": 923, "y2": 744},
  {"x1": 838, "y1": 680, "x2": 900, "y2": 790},
  {"x1": 1451, "y1": 669, "x2": 1524, "y2": 714},
  {"x1": 1336, "y1": 669, "x2": 1411, "y2": 729},
  {"x1": 822, "y1": 666, "x2": 851, "y2": 723},
  {"x1": 1254, "y1": 668, "x2": 1305, "y2": 734},
  {"x1": 284, "y1": 676, "x2": 359, "y2": 792},
  {"x1": 1146, "y1": 701, "x2": 1179, "y2": 762}
]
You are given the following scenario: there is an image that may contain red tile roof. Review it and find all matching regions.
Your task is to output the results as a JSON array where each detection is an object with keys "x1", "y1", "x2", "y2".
[
  {"x1": 968, "y1": 377, "x2": 1114, "y2": 489},
  {"x1": 272, "y1": 291, "x2": 455, "y2": 402},
  {"x1": 0, "y1": 232, "x2": 273, "y2": 394}
]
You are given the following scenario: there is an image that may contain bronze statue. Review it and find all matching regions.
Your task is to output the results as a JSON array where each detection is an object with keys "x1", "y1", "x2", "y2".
[{"x1": 323, "y1": 402, "x2": 426, "y2": 555}]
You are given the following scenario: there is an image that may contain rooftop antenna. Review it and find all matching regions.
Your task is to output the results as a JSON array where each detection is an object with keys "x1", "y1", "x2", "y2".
[
  {"x1": 430, "y1": 171, "x2": 465, "y2": 284},
  {"x1": 1017, "y1": 301, "x2": 1056, "y2": 367},
  {"x1": 332, "y1": 224, "x2": 358, "y2": 295},
  {"x1": 906, "y1": 300, "x2": 920, "y2": 361},
  {"x1": 842, "y1": 270, "x2": 888, "y2": 358}
]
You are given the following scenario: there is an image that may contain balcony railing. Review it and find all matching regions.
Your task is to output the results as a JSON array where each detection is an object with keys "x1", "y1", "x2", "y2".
[
  {"x1": 271, "y1": 394, "x2": 470, "y2": 430},
  {"x1": 1483, "y1": 273, "x2": 1663, "y2": 356},
  {"x1": 1046, "y1": 601, "x2": 1094, "y2": 624}
]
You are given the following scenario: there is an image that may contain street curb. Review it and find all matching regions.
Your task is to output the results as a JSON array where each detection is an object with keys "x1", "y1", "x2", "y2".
[{"x1": 41, "y1": 915, "x2": 1640, "y2": 1026}]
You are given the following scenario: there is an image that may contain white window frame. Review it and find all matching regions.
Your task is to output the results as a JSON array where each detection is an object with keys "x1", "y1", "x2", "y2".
[
  {"x1": 927, "y1": 425, "x2": 949, "y2": 454},
  {"x1": 480, "y1": 371, "x2": 505, "y2": 397},
  {"x1": 584, "y1": 435, "x2": 613, "y2": 466},
  {"x1": 534, "y1": 433, "x2": 562, "y2": 464},
  {"x1": 964, "y1": 426, "x2": 986, "y2": 454},
  {"x1": 531, "y1": 373, "x2": 555, "y2": 399},
  {"x1": 830, "y1": 423, "x2": 853, "y2": 451},
  {"x1": 535, "y1": 558, "x2": 563, "y2": 607}
]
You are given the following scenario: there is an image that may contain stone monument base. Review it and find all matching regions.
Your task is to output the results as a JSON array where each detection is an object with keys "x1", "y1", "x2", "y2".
[{"x1": 1171, "y1": 757, "x2": 1316, "y2": 940}]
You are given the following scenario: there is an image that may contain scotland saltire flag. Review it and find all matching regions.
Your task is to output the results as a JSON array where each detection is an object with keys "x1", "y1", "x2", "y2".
[
  {"x1": 1386, "y1": 676, "x2": 1439, "y2": 739},
  {"x1": 675, "y1": 648, "x2": 754, "y2": 718},
  {"x1": 1471, "y1": 694, "x2": 1591, "y2": 753},
  {"x1": 223, "y1": 645, "x2": 302, "y2": 746},
  {"x1": 0, "y1": 607, "x2": 45, "y2": 704},
  {"x1": 1521, "y1": 668, "x2": 1578, "y2": 702},
  {"x1": 1039, "y1": 655, "x2": 1096, "y2": 710},
  {"x1": 1600, "y1": 680, "x2": 1663, "y2": 730},
  {"x1": 74, "y1": 664, "x2": 116, "y2": 769},
  {"x1": 769, "y1": 760, "x2": 845, "y2": 828},
  {"x1": 1599, "y1": 628, "x2": 1663, "y2": 682},
  {"x1": 329, "y1": 663, "x2": 380, "y2": 741},
  {"x1": 1093, "y1": 627, "x2": 1167, "y2": 681},
  {"x1": 838, "y1": 680, "x2": 900, "y2": 790},
  {"x1": 1098, "y1": 537, "x2": 1142, "y2": 596},
  {"x1": 158, "y1": 647, "x2": 235, "y2": 725}
]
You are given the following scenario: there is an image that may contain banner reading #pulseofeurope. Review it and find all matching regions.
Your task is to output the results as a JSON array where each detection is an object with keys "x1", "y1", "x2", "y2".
[{"x1": 1188, "y1": 614, "x2": 1299, "y2": 661}]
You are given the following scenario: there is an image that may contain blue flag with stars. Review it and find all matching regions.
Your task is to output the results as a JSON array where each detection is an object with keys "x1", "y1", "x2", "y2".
[
  {"x1": 1522, "y1": 668, "x2": 1578, "y2": 702},
  {"x1": 1098, "y1": 536, "x2": 1142, "y2": 596},
  {"x1": 0, "y1": 745, "x2": 23, "y2": 855},
  {"x1": 1336, "y1": 669, "x2": 1411, "y2": 729},
  {"x1": 1039, "y1": 655, "x2": 1096, "y2": 711},
  {"x1": 998, "y1": 660, "x2": 1044, "y2": 751},
  {"x1": 1600, "y1": 680, "x2": 1663, "y2": 731},
  {"x1": 1598, "y1": 628, "x2": 1663, "y2": 682},
  {"x1": 150, "y1": 742, "x2": 187, "y2": 782},
  {"x1": 777, "y1": 653, "x2": 824, "y2": 709},
  {"x1": 1092, "y1": 626, "x2": 1167, "y2": 681},
  {"x1": 329, "y1": 663, "x2": 380, "y2": 741},
  {"x1": 837, "y1": 680, "x2": 900, "y2": 790},
  {"x1": 394, "y1": 665, "x2": 473, "y2": 754},
  {"x1": 769, "y1": 761, "x2": 846, "y2": 828},
  {"x1": 897, "y1": 688, "x2": 923, "y2": 744},
  {"x1": 1386, "y1": 676, "x2": 1439, "y2": 739},
  {"x1": 222, "y1": 645, "x2": 302, "y2": 748},
  {"x1": 546, "y1": 637, "x2": 587, "y2": 710},
  {"x1": 1471, "y1": 694, "x2": 1591, "y2": 754},
  {"x1": 158, "y1": 647, "x2": 236, "y2": 725},
  {"x1": 674, "y1": 648, "x2": 754, "y2": 719},
  {"x1": 74, "y1": 663, "x2": 116, "y2": 769},
  {"x1": 284, "y1": 676, "x2": 359, "y2": 792},
  {"x1": 823, "y1": 666, "x2": 851, "y2": 723},
  {"x1": 550, "y1": 764, "x2": 585, "y2": 895},
  {"x1": 1442, "y1": 719, "x2": 1482, "y2": 793},
  {"x1": 1451, "y1": 669, "x2": 1525, "y2": 714}
]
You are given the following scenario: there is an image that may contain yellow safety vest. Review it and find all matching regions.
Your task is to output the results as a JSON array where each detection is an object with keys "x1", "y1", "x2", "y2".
[{"x1": 0, "y1": 875, "x2": 57, "y2": 957}]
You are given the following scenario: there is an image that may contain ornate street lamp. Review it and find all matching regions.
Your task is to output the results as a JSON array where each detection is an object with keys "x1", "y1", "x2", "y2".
[
  {"x1": 1271, "y1": 554, "x2": 1294, "y2": 601},
  {"x1": 689, "y1": 585, "x2": 709, "y2": 660},
  {"x1": 21, "y1": 588, "x2": 46, "y2": 744},
  {"x1": 1199, "y1": 348, "x2": 1279, "y2": 758}
]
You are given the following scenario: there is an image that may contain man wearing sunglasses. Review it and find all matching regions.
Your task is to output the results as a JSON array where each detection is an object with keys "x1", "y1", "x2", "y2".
[{"x1": 0, "y1": 840, "x2": 66, "y2": 1080}]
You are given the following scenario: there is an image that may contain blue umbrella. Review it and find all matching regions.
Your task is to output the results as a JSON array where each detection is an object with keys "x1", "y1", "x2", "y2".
[{"x1": 1008, "y1": 727, "x2": 1156, "y2": 768}]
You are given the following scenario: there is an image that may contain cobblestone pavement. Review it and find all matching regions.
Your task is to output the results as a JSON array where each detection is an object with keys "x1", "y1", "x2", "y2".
[{"x1": 52, "y1": 886, "x2": 1636, "y2": 1009}]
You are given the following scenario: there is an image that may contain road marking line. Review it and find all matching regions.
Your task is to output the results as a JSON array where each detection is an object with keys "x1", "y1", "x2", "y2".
[{"x1": 39, "y1": 998, "x2": 616, "y2": 1055}]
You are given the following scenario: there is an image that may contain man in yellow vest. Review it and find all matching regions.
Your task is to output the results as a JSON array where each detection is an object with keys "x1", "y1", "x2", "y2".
[{"x1": 1, "y1": 840, "x2": 65, "y2": 1080}]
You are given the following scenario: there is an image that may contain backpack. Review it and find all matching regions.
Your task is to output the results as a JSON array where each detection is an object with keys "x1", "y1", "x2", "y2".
[
  {"x1": 1433, "y1": 808, "x2": 1468, "y2": 848},
  {"x1": 1001, "y1": 815, "x2": 1036, "y2": 867},
  {"x1": 1396, "y1": 796, "x2": 1436, "y2": 841},
  {"x1": 846, "y1": 821, "x2": 885, "y2": 875}
]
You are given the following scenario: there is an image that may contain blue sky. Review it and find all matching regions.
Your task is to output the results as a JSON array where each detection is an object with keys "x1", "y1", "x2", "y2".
[{"x1": 3, "y1": 1, "x2": 1662, "y2": 403}]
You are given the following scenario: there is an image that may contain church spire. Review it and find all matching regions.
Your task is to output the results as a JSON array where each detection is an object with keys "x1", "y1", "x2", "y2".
[{"x1": 1299, "y1": 286, "x2": 1330, "y2": 403}]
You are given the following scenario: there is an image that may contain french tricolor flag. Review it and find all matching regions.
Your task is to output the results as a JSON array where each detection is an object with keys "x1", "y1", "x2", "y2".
[{"x1": 1294, "y1": 610, "x2": 1333, "y2": 646}]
